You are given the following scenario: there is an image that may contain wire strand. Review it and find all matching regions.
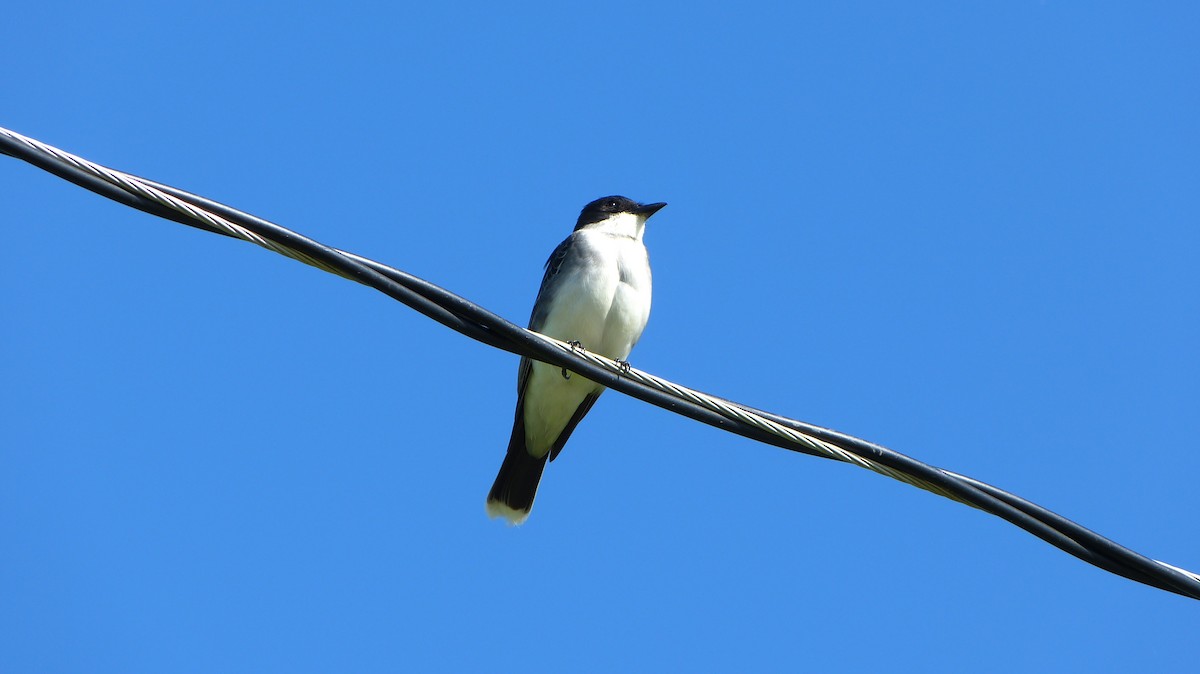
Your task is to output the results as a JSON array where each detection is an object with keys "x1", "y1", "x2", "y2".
[{"x1": 3, "y1": 125, "x2": 1196, "y2": 599}]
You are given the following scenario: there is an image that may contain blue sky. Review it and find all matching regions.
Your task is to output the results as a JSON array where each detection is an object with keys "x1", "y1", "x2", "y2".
[{"x1": 3, "y1": 2, "x2": 1198, "y2": 672}]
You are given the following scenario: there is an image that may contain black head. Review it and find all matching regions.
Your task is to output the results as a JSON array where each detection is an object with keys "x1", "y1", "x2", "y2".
[{"x1": 574, "y1": 195, "x2": 667, "y2": 230}]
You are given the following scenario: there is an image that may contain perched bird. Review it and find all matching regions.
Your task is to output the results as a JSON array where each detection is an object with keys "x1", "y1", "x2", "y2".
[{"x1": 486, "y1": 195, "x2": 666, "y2": 524}]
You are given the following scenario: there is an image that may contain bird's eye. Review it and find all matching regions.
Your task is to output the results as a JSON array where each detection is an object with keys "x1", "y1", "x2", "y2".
[{"x1": 607, "y1": 200, "x2": 618, "y2": 209}]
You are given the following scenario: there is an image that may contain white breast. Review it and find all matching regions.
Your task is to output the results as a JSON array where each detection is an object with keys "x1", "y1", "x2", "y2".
[
  {"x1": 521, "y1": 228, "x2": 652, "y2": 455},
  {"x1": 540, "y1": 230, "x2": 651, "y2": 360}
]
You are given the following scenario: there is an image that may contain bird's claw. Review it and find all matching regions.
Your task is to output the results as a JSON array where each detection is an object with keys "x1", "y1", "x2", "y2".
[
  {"x1": 562, "y1": 341, "x2": 584, "y2": 380},
  {"x1": 616, "y1": 360, "x2": 632, "y2": 375}
]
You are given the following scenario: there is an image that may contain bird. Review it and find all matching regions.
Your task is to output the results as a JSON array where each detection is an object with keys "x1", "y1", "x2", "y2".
[{"x1": 486, "y1": 195, "x2": 666, "y2": 524}]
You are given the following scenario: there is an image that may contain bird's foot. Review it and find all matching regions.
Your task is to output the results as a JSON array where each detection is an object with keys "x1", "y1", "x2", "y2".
[
  {"x1": 562, "y1": 341, "x2": 584, "y2": 380},
  {"x1": 615, "y1": 360, "x2": 632, "y2": 375}
]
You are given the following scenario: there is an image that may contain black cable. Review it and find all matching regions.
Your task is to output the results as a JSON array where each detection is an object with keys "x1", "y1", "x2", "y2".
[
  {"x1": 144, "y1": 168, "x2": 1200, "y2": 598},
  {"x1": 122, "y1": 174, "x2": 837, "y2": 460},
  {"x1": 742, "y1": 403, "x2": 1192, "y2": 595},
  {"x1": 3, "y1": 132, "x2": 1196, "y2": 600}
]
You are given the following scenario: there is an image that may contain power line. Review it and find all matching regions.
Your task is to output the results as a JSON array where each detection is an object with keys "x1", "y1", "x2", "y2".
[{"x1": 3, "y1": 125, "x2": 1197, "y2": 600}]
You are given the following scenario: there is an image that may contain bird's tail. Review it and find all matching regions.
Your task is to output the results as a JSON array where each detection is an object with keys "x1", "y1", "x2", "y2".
[{"x1": 485, "y1": 416, "x2": 547, "y2": 525}]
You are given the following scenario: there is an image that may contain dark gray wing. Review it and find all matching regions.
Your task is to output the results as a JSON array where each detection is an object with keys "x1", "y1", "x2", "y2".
[
  {"x1": 513, "y1": 232, "x2": 603, "y2": 462},
  {"x1": 516, "y1": 232, "x2": 581, "y2": 396},
  {"x1": 528, "y1": 232, "x2": 580, "y2": 332}
]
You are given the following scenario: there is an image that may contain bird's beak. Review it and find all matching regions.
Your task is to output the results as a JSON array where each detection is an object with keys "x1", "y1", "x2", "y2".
[{"x1": 635, "y1": 202, "x2": 667, "y2": 217}]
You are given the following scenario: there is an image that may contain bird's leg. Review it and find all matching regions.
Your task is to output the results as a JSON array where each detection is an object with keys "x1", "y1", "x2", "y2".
[{"x1": 562, "y1": 340, "x2": 584, "y2": 379}]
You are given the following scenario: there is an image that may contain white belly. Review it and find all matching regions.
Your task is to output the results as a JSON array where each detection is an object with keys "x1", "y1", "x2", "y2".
[{"x1": 522, "y1": 232, "x2": 652, "y2": 455}]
